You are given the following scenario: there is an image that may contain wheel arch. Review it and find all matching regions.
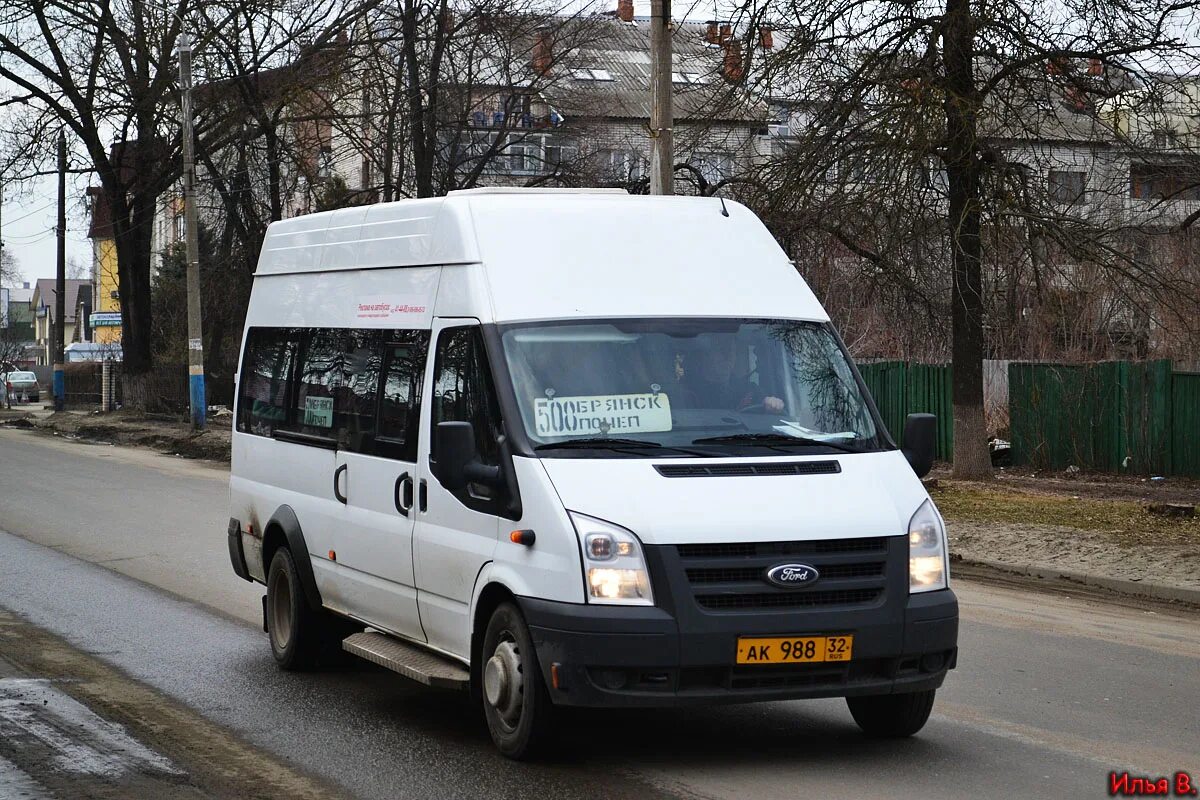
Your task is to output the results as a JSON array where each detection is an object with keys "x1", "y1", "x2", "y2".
[
  {"x1": 469, "y1": 570, "x2": 521, "y2": 696},
  {"x1": 262, "y1": 505, "x2": 323, "y2": 611}
]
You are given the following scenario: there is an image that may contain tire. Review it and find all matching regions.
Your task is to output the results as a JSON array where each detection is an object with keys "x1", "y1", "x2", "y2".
[
  {"x1": 266, "y1": 548, "x2": 325, "y2": 670},
  {"x1": 480, "y1": 602, "x2": 555, "y2": 759},
  {"x1": 847, "y1": 689, "x2": 937, "y2": 737}
]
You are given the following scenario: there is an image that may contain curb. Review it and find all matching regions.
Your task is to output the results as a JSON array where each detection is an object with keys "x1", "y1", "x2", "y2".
[{"x1": 954, "y1": 555, "x2": 1200, "y2": 606}]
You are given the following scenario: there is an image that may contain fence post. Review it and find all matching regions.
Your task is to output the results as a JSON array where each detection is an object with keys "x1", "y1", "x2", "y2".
[{"x1": 101, "y1": 361, "x2": 112, "y2": 412}]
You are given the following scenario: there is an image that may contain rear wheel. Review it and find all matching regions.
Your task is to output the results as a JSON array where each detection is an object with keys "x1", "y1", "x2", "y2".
[
  {"x1": 266, "y1": 548, "x2": 325, "y2": 670},
  {"x1": 480, "y1": 602, "x2": 555, "y2": 759},
  {"x1": 847, "y1": 689, "x2": 936, "y2": 737}
]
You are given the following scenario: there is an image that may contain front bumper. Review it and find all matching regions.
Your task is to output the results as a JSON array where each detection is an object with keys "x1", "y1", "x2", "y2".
[{"x1": 519, "y1": 538, "x2": 958, "y2": 708}]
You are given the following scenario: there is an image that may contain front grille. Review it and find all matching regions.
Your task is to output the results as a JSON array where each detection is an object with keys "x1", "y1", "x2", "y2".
[
  {"x1": 676, "y1": 537, "x2": 886, "y2": 560},
  {"x1": 686, "y1": 562, "x2": 884, "y2": 584},
  {"x1": 675, "y1": 537, "x2": 893, "y2": 612},
  {"x1": 697, "y1": 589, "x2": 882, "y2": 610},
  {"x1": 655, "y1": 460, "x2": 841, "y2": 478}
]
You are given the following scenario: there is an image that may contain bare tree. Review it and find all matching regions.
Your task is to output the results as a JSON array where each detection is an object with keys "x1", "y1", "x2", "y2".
[
  {"x1": 736, "y1": 0, "x2": 1200, "y2": 478},
  {"x1": 330, "y1": 0, "x2": 617, "y2": 201},
  {"x1": 0, "y1": 0, "x2": 351, "y2": 407}
]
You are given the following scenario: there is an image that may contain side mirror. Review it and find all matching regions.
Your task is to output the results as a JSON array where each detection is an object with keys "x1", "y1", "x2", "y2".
[
  {"x1": 434, "y1": 421, "x2": 503, "y2": 492},
  {"x1": 902, "y1": 413, "x2": 936, "y2": 479}
]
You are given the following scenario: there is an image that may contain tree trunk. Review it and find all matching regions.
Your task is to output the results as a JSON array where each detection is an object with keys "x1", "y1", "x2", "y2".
[
  {"x1": 113, "y1": 189, "x2": 156, "y2": 410},
  {"x1": 942, "y1": 0, "x2": 993, "y2": 479}
]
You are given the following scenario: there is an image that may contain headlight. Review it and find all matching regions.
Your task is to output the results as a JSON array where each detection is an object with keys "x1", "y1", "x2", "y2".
[
  {"x1": 908, "y1": 499, "x2": 948, "y2": 593},
  {"x1": 569, "y1": 512, "x2": 654, "y2": 606}
]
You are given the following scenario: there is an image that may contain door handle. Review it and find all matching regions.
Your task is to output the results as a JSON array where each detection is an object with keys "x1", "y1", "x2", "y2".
[
  {"x1": 333, "y1": 464, "x2": 348, "y2": 504},
  {"x1": 394, "y1": 472, "x2": 412, "y2": 516},
  {"x1": 418, "y1": 479, "x2": 428, "y2": 512}
]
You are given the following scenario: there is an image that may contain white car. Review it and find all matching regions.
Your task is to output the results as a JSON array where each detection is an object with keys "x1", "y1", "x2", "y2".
[
  {"x1": 226, "y1": 189, "x2": 957, "y2": 758},
  {"x1": 2, "y1": 371, "x2": 40, "y2": 403}
]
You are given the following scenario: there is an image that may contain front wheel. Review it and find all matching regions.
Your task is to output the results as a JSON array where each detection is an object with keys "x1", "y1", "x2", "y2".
[
  {"x1": 480, "y1": 602, "x2": 555, "y2": 759},
  {"x1": 847, "y1": 689, "x2": 936, "y2": 737}
]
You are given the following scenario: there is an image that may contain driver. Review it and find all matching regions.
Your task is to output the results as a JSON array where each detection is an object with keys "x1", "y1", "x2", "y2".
[{"x1": 679, "y1": 336, "x2": 784, "y2": 412}]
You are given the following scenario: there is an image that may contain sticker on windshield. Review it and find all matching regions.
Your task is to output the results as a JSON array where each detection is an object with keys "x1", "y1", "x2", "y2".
[
  {"x1": 303, "y1": 396, "x2": 334, "y2": 428},
  {"x1": 534, "y1": 393, "x2": 672, "y2": 437}
]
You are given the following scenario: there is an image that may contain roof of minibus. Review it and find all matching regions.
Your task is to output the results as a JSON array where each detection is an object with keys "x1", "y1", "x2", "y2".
[{"x1": 254, "y1": 189, "x2": 828, "y2": 322}]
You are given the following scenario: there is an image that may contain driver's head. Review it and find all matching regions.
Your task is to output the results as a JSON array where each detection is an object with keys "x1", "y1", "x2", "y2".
[{"x1": 696, "y1": 335, "x2": 737, "y2": 382}]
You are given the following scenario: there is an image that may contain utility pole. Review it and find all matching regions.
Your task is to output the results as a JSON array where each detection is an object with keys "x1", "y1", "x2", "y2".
[
  {"x1": 179, "y1": 31, "x2": 206, "y2": 429},
  {"x1": 649, "y1": 0, "x2": 674, "y2": 195},
  {"x1": 54, "y1": 131, "x2": 66, "y2": 412}
]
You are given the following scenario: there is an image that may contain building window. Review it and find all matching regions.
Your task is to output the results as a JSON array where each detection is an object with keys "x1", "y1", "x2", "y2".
[
  {"x1": 317, "y1": 145, "x2": 334, "y2": 179},
  {"x1": 690, "y1": 152, "x2": 735, "y2": 184},
  {"x1": 1130, "y1": 164, "x2": 1200, "y2": 200},
  {"x1": 1048, "y1": 170, "x2": 1087, "y2": 205},
  {"x1": 174, "y1": 212, "x2": 186, "y2": 242},
  {"x1": 597, "y1": 149, "x2": 644, "y2": 182},
  {"x1": 544, "y1": 143, "x2": 578, "y2": 169}
]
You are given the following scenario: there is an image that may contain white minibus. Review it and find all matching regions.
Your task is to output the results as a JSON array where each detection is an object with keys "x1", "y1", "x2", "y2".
[{"x1": 228, "y1": 188, "x2": 957, "y2": 758}]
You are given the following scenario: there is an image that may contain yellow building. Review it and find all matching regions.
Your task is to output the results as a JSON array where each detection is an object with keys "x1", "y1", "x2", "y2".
[{"x1": 86, "y1": 187, "x2": 122, "y2": 344}]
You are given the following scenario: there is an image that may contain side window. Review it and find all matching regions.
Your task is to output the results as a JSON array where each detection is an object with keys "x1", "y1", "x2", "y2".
[
  {"x1": 292, "y1": 329, "x2": 344, "y2": 440},
  {"x1": 375, "y1": 331, "x2": 430, "y2": 462},
  {"x1": 237, "y1": 327, "x2": 297, "y2": 437},
  {"x1": 338, "y1": 329, "x2": 384, "y2": 452},
  {"x1": 432, "y1": 326, "x2": 502, "y2": 469}
]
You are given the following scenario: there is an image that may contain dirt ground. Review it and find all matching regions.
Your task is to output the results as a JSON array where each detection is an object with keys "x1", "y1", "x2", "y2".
[
  {"x1": 931, "y1": 478, "x2": 1200, "y2": 593},
  {"x1": 0, "y1": 408, "x2": 232, "y2": 462},
  {"x1": 949, "y1": 464, "x2": 1200, "y2": 506}
]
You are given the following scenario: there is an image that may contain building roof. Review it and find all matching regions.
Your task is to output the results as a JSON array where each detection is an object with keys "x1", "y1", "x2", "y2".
[
  {"x1": 543, "y1": 16, "x2": 765, "y2": 124},
  {"x1": 31, "y1": 279, "x2": 90, "y2": 323}
]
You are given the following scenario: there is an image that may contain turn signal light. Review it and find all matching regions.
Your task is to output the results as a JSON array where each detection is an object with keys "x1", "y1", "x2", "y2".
[
  {"x1": 328, "y1": 550, "x2": 337, "y2": 561},
  {"x1": 509, "y1": 530, "x2": 536, "y2": 546}
]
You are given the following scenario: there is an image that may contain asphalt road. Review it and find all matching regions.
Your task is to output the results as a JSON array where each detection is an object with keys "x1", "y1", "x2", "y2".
[{"x1": 1, "y1": 427, "x2": 1197, "y2": 799}]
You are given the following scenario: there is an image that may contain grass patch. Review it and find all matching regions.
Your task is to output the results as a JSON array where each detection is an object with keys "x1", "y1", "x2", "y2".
[{"x1": 931, "y1": 482, "x2": 1200, "y2": 546}]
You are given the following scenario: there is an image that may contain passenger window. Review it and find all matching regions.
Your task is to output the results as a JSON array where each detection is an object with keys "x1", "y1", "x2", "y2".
[
  {"x1": 375, "y1": 332, "x2": 430, "y2": 462},
  {"x1": 237, "y1": 328, "x2": 298, "y2": 437},
  {"x1": 339, "y1": 330, "x2": 384, "y2": 452},
  {"x1": 293, "y1": 329, "x2": 345, "y2": 440},
  {"x1": 432, "y1": 326, "x2": 503, "y2": 470}
]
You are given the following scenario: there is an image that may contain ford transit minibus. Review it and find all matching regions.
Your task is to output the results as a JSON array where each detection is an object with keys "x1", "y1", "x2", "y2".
[{"x1": 227, "y1": 188, "x2": 958, "y2": 758}]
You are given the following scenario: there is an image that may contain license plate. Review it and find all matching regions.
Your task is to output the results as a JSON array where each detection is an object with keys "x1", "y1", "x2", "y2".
[{"x1": 736, "y1": 635, "x2": 854, "y2": 665}]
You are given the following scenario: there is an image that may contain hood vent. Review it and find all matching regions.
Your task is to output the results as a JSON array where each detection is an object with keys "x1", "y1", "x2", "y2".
[{"x1": 654, "y1": 460, "x2": 841, "y2": 478}]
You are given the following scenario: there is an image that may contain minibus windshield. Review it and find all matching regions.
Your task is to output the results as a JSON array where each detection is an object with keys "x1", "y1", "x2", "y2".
[{"x1": 499, "y1": 318, "x2": 883, "y2": 456}]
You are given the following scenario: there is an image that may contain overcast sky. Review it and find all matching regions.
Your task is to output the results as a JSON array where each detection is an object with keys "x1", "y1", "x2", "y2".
[{"x1": 1, "y1": 175, "x2": 92, "y2": 286}]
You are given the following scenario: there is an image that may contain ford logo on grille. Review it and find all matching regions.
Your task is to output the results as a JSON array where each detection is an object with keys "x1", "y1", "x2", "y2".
[{"x1": 766, "y1": 563, "x2": 820, "y2": 588}]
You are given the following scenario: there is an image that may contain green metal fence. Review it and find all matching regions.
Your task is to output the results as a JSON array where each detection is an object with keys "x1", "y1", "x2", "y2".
[
  {"x1": 858, "y1": 361, "x2": 954, "y2": 459},
  {"x1": 1008, "y1": 360, "x2": 1199, "y2": 476},
  {"x1": 1171, "y1": 372, "x2": 1200, "y2": 477}
]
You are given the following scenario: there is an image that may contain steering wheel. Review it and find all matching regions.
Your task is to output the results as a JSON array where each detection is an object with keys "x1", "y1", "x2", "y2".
[{"x1": 738, "y1": 402, "x2": 766, "y2": 413}]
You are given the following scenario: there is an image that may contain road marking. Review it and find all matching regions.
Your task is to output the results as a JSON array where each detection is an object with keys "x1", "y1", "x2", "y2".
[{"x1": 0, "y1": 678, "x2": 182, "y2": 779}]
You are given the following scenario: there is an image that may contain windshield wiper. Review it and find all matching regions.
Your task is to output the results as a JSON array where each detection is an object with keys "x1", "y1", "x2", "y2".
[
  {"x1": 535, "y1": 437, "x2": 665, "y2": 450},
  {"x1": 690, "y1": 433, "x2": 865, "y2": 453}
]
